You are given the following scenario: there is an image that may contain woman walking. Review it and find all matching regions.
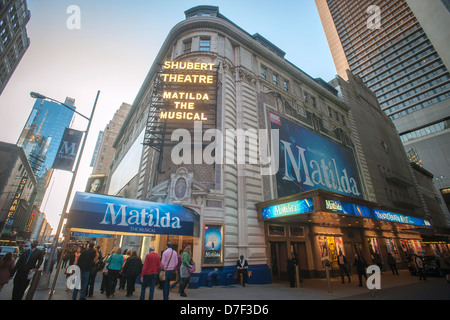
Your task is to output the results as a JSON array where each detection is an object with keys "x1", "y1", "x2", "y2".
[
  {"x1": 179, "y1": 245, "x2": 194, "y2": 297},
  {"x1": 105, "y1": 247, "x2": 123, "y2": 298},
  {"x1": 122, "y1": 250, "x2": 142, "y2": 297}
]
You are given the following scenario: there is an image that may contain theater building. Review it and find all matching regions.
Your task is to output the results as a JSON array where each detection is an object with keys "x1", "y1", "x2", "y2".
[{"x1": 107, "y1": 6, "x2": 445, "y2": 285}]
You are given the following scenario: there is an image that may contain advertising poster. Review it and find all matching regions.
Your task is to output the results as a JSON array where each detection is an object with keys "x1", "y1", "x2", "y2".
[
  {"x1": 335, "y1": 237, "x2": 345, "y2": 256},
  {"x1": 386, "y1": 238, "x2": 401, "y2": 262},
  {"x1": 318, "y1": 236, "x2": 329, "y2": 262},
  {"x1": 368, "y1": 238, "x2": 380, "y2": 254},
  {"x1": 408, "y1": 240, "x2": 425, "y2": 255},
  {"x1": 327, "y1": 236, "x2": 339, "y2": 268},
  {"x1": 85, "y1": 174, "x2": 106, "y2": 194},
  {"x1": 271, "y1": 114, "x2": 363, "y2": 199},
  {"x1": 203, "y1": 224, "x2": 223, "y2": 266}
]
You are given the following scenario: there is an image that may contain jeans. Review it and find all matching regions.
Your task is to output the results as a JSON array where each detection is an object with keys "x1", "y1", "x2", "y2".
[
  {"x1": 72, "y1": 271, "x2": 90, "y2": 300},
  {"x1": 162, "y1": 270, "x2": 174, "y2": 300},
  {"x1": 140, "y1": 274, "x2": 158, "y2": 300}
]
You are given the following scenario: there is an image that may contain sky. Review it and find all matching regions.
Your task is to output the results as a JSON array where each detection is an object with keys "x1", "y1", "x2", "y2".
[{"x1": 0, "y1": 0, "x2": 337, "y2": 231}]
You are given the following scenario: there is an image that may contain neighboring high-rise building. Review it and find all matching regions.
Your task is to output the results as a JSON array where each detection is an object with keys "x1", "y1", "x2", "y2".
[
  {"x1": 17, "y1": 97, "x2": 75, "y2": 208},
  {"x1": 316, "y1": 0, "x2": 450, "y2": 225},
  {"x1": 86, "y1": 102, "x2": 131, "y2": 199},
  {"x1": 0, "y1": 0, "x2": 31, "y2": 95},
  {"x1": 0, "y1": 141, "x2": 37, "y2": 239},
  {"x1": 90, "y1": 102, "x2": 131, "y2": 177}
]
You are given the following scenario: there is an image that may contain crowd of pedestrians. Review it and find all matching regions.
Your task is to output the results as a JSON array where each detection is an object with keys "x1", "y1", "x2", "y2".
[
  {"x1": 2, "y1": 239, "x2": 450, "y2": 300},
  {"x1": 65, "y1": 241, "x2": 195, "y2": 300}
]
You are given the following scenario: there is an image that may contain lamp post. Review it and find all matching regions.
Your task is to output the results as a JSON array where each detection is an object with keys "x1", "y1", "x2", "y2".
[{"x1": 30, "y1": 91, "x2": 100, "y2": 300}]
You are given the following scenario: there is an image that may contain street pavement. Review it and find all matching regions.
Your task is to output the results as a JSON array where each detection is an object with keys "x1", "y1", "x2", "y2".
[{"x1": 1, "y1": 268, "x2": 449, "y2": 301}]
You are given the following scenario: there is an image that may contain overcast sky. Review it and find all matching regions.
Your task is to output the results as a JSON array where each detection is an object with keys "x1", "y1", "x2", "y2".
[{"x1": 0, "y1": 0, "x2": 337, "y2": 230}]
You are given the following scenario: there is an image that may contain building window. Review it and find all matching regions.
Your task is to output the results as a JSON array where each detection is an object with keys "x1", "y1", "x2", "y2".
[
  {"x1": 261, "y1": 66, "x2": 267, "y2": 79},
  {"x1": 283, "y1": 80, "x2": 289, "y2": 92},
  {"x1": 199, "y1": 38, "x2": 210, "y2": 51},
  {"x1": 183, "y1": 39, "x2": 192, "y2": 53},
  {"x1": 273, "y1": 74, "x2": 278, "y2": 86}
]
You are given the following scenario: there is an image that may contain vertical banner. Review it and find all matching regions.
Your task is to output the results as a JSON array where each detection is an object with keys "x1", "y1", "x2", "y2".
[
  {"x1": 53, "y1": 128, "x2": 83, "y2": 171},
  {"x1": 202, "y1": 223, "x2": 224, "y2": 266}
]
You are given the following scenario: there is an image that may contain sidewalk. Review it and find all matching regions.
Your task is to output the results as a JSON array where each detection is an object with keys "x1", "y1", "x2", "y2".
[{"x1": 0, "y1": 269, "x2": 448, "y2": 300}]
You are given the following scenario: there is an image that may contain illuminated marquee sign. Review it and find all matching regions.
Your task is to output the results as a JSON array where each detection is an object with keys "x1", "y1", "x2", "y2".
[
  {"x1": 325, "y1": 199, "x2": 431, "y2": 227},
  {"x1": 262, "y1": 198, "x2": 314, "y2": 220},
  {"x1": 4, "y1": 176, "x2": 28, "y2": 232},
  {"x1": 159, "y1": 61, "x2": 216, "y2": 122}
]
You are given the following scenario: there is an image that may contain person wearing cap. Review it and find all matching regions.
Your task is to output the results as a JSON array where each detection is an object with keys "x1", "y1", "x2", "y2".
[{"x1": 140, "y1": 246, "x2": 161, "y2": 300}]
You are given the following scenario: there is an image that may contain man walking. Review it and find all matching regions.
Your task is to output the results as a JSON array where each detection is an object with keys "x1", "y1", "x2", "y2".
[
  {"x1": 11, "y1": 240, "x2": 44, "y2": 300},
  {"x1": 160, "y1": 242, "x2": 178, "y2": 300},
  {"x1": 337, "y1": 251, "x2": 351, "y2": 283},
  {"x1": 140, "y1": 246, "x2": 160, "y2": 300},
  {"x1": 414, "y1": 254, "x2": 427, "y2": 281}
]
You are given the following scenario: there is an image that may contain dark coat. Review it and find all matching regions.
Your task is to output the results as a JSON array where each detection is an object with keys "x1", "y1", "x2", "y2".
[
  {"x1": 122, "y1": 256, "x2": 142, "y2": 278},
  {"x1": 77, "y1": 248, "x2": 97, "y2": 273},
  {"x1": 353, "y1": 255, "x2": 367, "y2": 273},
  {"x1": 13, "y1": 248, "x2": 44, "y2": 276}
]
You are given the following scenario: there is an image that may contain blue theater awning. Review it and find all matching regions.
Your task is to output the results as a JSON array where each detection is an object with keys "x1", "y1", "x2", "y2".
[{"x1": 66, "y1": 192, "x2": 200, "y2": 237}]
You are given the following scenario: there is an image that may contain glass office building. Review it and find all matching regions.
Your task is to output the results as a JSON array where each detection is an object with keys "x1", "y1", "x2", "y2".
[
  {"x1": 17, "y1": 97, "x2": 75, "y2": 207},
  {"x1": 316, "y1": 0, "x2": 450, "y2": 225}
]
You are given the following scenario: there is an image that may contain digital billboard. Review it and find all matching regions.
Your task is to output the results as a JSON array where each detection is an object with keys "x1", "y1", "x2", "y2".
[
  {"x1": 270, "y1": 113, "x2": 363, "y2": 199},
  {"x1": 262, "y1": 198, "x2": 314, "y2": 220},
  {"x1": 324, "y1": 199, "x2": 431, "y2": 227}
]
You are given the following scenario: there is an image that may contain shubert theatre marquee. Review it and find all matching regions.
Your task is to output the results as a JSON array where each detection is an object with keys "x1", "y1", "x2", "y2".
[{"x1": 103, "y1": 6, "x2": 440, "y2": 286}]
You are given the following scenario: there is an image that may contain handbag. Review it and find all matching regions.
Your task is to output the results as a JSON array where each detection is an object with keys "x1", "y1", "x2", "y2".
[
  {"x1": 188, "y1": 262, "x2": 196, "y2": 274},
  {"x1": 159, "y1": 269, "x2": 166, "y2": 281},
  {"x1": 159, "y1": 250, "x2": 174, "y2": 281}
]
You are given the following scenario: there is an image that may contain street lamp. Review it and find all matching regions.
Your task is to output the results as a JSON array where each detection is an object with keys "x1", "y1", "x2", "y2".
[
  {"x1": 30, "y1": 92, "x2": 90, "y2": 121},
  {"x1": 29, "y1": 91, "x2": 100, "y2": 300}
]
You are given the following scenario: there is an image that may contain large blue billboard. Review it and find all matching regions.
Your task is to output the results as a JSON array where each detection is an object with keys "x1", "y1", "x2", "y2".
[
  {"x1": 67, "y1": 192, "x2": 200, "y2": 236},
  {"x1": 271, "y1": 113, "x2": 363, "y2": 199}
]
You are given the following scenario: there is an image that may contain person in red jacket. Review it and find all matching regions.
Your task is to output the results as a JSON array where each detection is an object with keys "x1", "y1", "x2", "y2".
[{"x1": 140, "y1": 246, "x2": 161, "y2": 300}]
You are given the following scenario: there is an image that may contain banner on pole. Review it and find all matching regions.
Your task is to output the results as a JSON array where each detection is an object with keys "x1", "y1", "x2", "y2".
[{"x1": 53, "y1": 128, "x2": 83, "y2": 171}]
